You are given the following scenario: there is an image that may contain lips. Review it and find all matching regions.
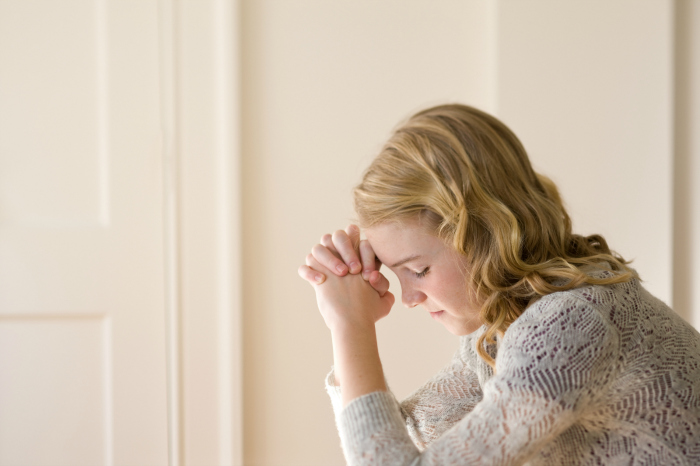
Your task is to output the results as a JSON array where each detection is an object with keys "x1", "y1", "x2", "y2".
[{"x1": 429, "y1": 310, "x2": 444, "y2": 320}]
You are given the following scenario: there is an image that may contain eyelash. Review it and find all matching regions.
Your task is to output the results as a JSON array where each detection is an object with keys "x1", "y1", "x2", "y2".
[{"x1": 415, "y1": 267, "x2": 430, "y2": 279}]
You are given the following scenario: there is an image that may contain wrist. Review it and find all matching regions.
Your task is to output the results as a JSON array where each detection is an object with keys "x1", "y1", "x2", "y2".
[
  {"x1": 330, "y1": 322, "x2": 386, "y2": 406},
  {"x1": 329, "y1": 319, "x2": 376, "y2": 339}
]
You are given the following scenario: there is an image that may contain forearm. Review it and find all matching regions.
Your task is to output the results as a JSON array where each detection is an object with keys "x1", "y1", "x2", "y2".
[{"x1": 331, "y1": 323, "x2": 387, "y2": 407}]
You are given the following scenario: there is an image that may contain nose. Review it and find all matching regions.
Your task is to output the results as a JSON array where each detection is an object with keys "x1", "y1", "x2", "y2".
[{"x1": 402, "y1": 286, "x2": 427, "y2": 309}]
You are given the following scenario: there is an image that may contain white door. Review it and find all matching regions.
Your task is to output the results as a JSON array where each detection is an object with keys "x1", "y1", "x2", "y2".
[{"x1": 0, "y1": 1, "x2": 168, "y2": 465}]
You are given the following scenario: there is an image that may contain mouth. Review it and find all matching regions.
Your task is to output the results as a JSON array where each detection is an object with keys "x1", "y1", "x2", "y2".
[{"x1": 429, "y1": 310, "x2": 445, "y2": 320}]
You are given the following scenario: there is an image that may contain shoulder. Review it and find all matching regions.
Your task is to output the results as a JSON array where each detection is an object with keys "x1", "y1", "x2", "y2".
[
  {"x1": 500, "y1": 286, "x2": 621, "y2": 360},
  {"x1": 507, "y1": 266, "x2": 634, "y2": 338},
  {"x1": 495, "y1": 274, "x2": 626, "y2": 399}
]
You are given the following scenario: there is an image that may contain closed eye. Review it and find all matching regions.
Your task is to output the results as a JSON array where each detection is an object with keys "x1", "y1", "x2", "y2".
[{"x1": 415, "y1": 267, "x2": 430, "y2": 279}]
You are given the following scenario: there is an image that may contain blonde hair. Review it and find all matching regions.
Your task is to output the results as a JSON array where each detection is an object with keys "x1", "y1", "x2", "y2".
[{"x1": 354, "y1": 104, "x2": 635, "y2": 367}]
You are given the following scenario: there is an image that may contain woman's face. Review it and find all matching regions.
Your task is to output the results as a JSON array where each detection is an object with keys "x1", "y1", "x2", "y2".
[{"x1": 365, "y1": 218, "x2": 482, "y2": 335}]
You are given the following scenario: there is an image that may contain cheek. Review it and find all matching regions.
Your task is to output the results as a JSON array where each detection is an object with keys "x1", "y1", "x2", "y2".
[
  {"x1": 430, "y1": 274, "x2": 465, "y2": 303},
  {"x1": 436, "y1": 272, "x2": 471, "y2": 306}
]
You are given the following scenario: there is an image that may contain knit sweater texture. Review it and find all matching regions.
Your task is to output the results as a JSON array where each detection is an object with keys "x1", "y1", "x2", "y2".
[{"x1": 324, "y1": 268, "x2": 700, "y2": 465}]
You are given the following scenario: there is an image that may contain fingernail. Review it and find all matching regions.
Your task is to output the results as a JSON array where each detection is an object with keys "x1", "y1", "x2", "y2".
[
  {"x1": 362, "y1": 271, "x2": 369, "y2": 280},
  {"x1": 315, "y1": 275, "x2": 324, "y2": 283},
  {"x1": 350, "y1": 262, "x2": 361, "y2": 273},
  {"x1": 336, "y1": 264, "x2": 347, "y2": 274}
]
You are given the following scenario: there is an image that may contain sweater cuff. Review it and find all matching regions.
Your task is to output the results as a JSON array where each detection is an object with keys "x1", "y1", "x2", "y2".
[
  {"x1": 325, "y1": 367, "x2": 344, "y2": 418},
  {"x1": 339, "y1": 390, "x2": 408, "y2": 451}
]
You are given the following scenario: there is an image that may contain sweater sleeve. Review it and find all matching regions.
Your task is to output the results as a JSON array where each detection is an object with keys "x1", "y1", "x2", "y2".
[
  {"x1": 325, "y1": 349, "x2": 483, "y2": 452},
  {"x1": 398, "y1": 347, "x2": 484, "y2": 450},
  {"x1": 334, "y1": 295, "x2": 621, "y2": 465}
]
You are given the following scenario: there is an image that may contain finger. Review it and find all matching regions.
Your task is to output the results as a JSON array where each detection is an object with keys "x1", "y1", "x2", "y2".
[
  {"x1": 298, "y1": 264, "x2": 326, "y2": 285},
  {"x1": 345, "y1": 224, "x2": 361, "y2": 250},
  {"x1": 368, "y1": 270, "x2": 391, "y2": 297},
  {"x1": 312, "y1": 243, "x2": 349, "y2": 276},
  {"x1": 345, "y1": 224, "x2": 363, "y2": 274},
  {"x1": 320, "y1": 233, "x2": 341, "y2": 258},
  {"x1": 359, "y1": 240, "x2": 381, "y2": 280},
  {"x1": 306, "y1": 253, "x2": 331, "y2": 275},
  {"x1": 332, "y1": 229, "x2": 362, "y2": 274}
]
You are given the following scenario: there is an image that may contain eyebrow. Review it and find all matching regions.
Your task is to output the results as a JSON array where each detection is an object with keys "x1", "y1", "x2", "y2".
[{"x1": 390, "y1": 254, "x2": 422, "y2": 268}]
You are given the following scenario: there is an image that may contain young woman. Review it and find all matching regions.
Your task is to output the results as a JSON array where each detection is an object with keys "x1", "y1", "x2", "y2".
[{"x1": 298, "y1": 104, "x2": 700, "y2": 465}]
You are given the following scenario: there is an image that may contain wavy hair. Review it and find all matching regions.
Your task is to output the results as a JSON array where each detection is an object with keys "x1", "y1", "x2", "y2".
[{"x1": 353, "y1": 104, "x2": 635, "y2": 367}]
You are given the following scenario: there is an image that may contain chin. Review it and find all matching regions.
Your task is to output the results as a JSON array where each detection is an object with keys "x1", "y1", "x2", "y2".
[{"x1": 447, "y1": 320, "x2": 482, "y2": 336}]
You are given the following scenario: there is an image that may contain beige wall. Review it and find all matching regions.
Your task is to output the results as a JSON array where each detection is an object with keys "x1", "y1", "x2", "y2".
[
  {"x1": 674, "y1": 0, "x2": 700, "y2": 329},
  {"x1": 241, "y1": 2, "x2": 495, "y2": 464},
  {"x1": 239, "y1": 1, "x2": 699, "y2": 465},
  {"x1": 498, "y1": 0, "x2": 674, "y2": 304}
]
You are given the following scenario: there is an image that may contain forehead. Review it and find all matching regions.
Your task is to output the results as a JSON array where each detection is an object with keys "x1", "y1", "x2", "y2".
[{"x1": 364, "y1": 219, "x2": 444, "y2": 266}]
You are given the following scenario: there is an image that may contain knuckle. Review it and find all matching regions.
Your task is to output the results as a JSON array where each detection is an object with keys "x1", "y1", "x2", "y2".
[{"x1": 332, "y1": 229, "x2": 349, "y2": 244}]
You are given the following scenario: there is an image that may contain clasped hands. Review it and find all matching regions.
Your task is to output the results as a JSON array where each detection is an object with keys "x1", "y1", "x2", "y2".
[{"x1": 298, "y1": 224, "x2": 395, "y2": 331}]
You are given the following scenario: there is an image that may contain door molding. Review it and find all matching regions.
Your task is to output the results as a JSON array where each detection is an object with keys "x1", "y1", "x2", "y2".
[{"x1": 159, "y1": 0, "x2": 243, "y2": 464}]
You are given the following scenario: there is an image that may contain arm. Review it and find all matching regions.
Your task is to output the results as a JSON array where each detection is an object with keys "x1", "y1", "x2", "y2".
[
  {"x1": 333, "y1": 321, "x2": 387, "y2": 407},
  {"x1": 299, "y1": 225, "x2": 394, "y2": 406},
  {"x1": 325, "y1": 333, "x2": 487, "y2": 451},
  {"x1": 399, "y1": 349, "x2": 483, "y2": 450},
  {"x1": 304, "y1": 226, "x2": 485, "y2": 449},
  {"x1": 335, "y1": 296, "x2": 621, "y2": 465},
  {"x1": 303, "y1": 251, "x2": 394, "y2": 406},
  {"x1": 325, "y1": 358, "x2": 482, "y2": 464}
]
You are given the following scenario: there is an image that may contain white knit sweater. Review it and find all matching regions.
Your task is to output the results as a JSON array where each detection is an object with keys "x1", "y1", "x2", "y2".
[{"x1": 325, "y1": 269, "x2": 700, "y2": 465}]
